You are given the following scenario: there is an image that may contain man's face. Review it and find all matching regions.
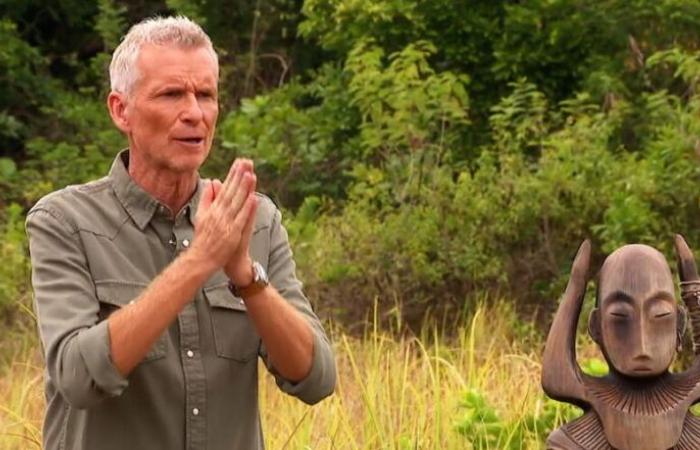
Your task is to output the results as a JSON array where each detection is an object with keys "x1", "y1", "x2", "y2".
[
  {"x1": 119, "y1": 43, "x2": 219, "y2": 173},
  {"x1": 597, "y1": 246, "x2": 677, "y2": 378}
]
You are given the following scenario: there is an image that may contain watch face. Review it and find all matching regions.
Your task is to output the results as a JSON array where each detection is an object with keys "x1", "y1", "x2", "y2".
[{"x1": 253, "y1": 261, "x2": 269, "y2": 285}]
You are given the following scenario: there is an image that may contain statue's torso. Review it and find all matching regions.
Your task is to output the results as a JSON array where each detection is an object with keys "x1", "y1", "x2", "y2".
[
  {"x1": 548, "y1": 411, "x2": 700, "y2": 450},
  {"x1": 547, "y1": 371, "x2": 700, "y2": 450}
]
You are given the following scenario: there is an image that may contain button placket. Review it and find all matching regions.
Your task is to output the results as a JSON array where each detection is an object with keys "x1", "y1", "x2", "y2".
[
  {"x1": 172, "y1": 222, "x2": 193, "y2": 254},
  {"x1": 179, "y1": 301, "x2": 206, "y2": 450},
  {"x1": 175, "y1": 215, "x2": 205, "y2": 449}
]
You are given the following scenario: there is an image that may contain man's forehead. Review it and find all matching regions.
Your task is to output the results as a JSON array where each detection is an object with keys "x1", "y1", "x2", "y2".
[
  {"x1": 136, "y1": 44, "x2": 218, "y2": 80},
  {"x1": 146, "y1": 72, "x2": 218, "y2": 86}
]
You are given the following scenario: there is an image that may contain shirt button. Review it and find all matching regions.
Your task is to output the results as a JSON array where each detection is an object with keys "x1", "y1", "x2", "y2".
[
  {"x1": 192, "y1": 408, "x2": 200, "y2": 416},
  {"x1": 182, "y1": 239, "x2": 190, "y2": 248},
  {"x1": 186, "y1": 350, "x2": 194, "y2": 358}
]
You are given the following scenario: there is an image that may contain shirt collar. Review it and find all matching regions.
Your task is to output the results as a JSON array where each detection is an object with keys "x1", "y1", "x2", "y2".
[{"x1": 109, "y1": 149, "x2": 203, "y2": 230}]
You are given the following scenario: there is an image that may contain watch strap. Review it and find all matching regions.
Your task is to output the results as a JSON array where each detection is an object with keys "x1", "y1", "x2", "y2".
[
  {"x1": 229, "y1": 278, "x2": 267, "y2": 299},
  {"x1": 228, "y1": 261, "x2": 269, "y2": 299}
]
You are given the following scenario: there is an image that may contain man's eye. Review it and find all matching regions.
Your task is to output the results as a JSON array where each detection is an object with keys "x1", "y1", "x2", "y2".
[
  {"x1": 610, "y1": 311, "x2": 628, "y2": 318},
  {"x1": 162, "y1": 90, "x2": 181, "y2": 97},
  {"x1": 654, "y1": 311, "x2": 672, "y2": 318}
]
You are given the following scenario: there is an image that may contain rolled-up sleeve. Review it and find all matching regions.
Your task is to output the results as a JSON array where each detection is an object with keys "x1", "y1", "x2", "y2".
[
  {"x1": 26, "y1": 206, "x2": 128, "y2": 409},
  {"x1": 260, "y1": 204, "x2": 336, "y2": 405}
]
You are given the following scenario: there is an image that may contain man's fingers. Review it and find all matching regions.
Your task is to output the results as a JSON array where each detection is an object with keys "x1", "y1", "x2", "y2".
[
  {"x1": 248, "y1": 172, "x2": 257, "y2": 196},
  {"x1": 200, "y1": 179, "x2": 215, "y2": 208},
  {"x1": 675, "y1": 234, "x2": 700, "y2": 282},
  {"x1": 223, "y1": 159, "x2": 240, "y2": 187},
  {"x1": 229, "y1": 172, "x2": 255, "y2": 217},
  {"x1": 195, "y1": 179, "x2": 215, "y2": 227},
  {"x1": 220, "y1": 159, "x2": 255, "y2": 203},
  {"x1": 219, "y1": 162, "x2": 245, "y2": 204},
  {"x1": 233, "y1": 194, "x2": 258, "y2": 230},
  {"x1": 238, "y1": 158, "x2": 254, "y2": 173},
  {"x1": 239, "y1": 190, "x2": 258, "y2": 245},
  {"x1": 212, "y1": 179, "x2": 223, "y2": 197}
]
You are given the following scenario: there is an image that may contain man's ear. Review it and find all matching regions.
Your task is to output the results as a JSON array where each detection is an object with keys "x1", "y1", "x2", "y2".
[
  {"x1": 107, "y1": 91, "x2": 130, "y2": 134},
  {"x1": 588, "y1": 308, "x2": 602, "y2": 345}
]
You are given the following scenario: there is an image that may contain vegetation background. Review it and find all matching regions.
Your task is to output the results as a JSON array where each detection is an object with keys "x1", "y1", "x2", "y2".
[{"x1": 2, "y1": 0, "x2": 700, "y2": 448}]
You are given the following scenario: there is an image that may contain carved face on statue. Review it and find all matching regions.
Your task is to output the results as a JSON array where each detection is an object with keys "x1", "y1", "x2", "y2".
[{"x1": 589, "y1": 244, "x2": 682, "y2": 378}]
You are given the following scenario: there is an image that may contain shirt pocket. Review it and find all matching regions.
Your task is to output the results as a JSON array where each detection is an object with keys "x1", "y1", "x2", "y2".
[
  {"x1": 95, "y1": 282, "x2": 168, "y2": 363},
  {"x1": 203, "y1": 284, "x2": 260, "y2": 363}
]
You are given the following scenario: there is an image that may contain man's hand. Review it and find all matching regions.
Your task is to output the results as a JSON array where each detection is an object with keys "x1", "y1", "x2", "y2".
[
  {"x1": 192, "y1": 159, "x2": 258, "y2": 276},
  {"x1": 196, "y1": 159, "x2": 319, "y2": 384},
  {"x1": 224, "y1": 159, "x2": 258, "y2": 287}
]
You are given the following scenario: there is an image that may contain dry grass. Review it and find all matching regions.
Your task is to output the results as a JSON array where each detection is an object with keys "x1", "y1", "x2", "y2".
[{"x1": 0, "y1": 303, "x2": 567, "y2": 449}]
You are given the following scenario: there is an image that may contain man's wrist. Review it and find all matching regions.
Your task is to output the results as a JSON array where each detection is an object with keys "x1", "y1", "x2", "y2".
[
  {"x1": 229, "y1": 260, "x2": 268, "y2": 299},
  {"x1": 227, "y1": 257, "x2": 254, "y2": 287},
  {"x1": 180, "y1": 244, "x2": 219, "y2": 281}
]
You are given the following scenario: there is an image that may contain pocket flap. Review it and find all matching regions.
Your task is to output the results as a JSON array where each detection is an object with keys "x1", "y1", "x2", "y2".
[
  {"x1": 95, "y1": 282, "x2": 147, "y2": 307},
  {"x1": 203, "y1": 284, "x2": 247, "y2": 311}
]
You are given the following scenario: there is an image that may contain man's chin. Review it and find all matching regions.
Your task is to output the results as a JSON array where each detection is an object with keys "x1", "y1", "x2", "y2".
[{"x1": 167, "y1": 148, "x2": 210, "y2": 173}]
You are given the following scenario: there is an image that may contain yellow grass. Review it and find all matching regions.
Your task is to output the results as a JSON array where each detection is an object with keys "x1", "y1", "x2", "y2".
[{"x1": 0, "y1": 304, "x2": 567, "y2": 449}]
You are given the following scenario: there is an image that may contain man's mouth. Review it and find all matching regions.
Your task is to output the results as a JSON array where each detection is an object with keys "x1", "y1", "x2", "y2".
[{"x1": 175, "y1": 137, "x2": 204, "y2": 145}]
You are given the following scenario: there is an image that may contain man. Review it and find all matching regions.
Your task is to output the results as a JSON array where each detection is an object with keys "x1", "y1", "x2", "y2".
[{"x1": 26, "y1": 16, "x2": 336, "y2": 450}]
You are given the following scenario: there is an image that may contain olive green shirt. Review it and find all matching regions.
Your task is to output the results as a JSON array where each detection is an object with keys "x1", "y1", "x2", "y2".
[{"x1": 26, "y1": 150, "x2": 336, "y2": 450}]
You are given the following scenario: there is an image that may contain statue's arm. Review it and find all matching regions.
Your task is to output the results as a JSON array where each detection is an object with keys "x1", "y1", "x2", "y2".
[
  {"x1": 542, "y1": 240, "x2": 590, "y2": 407},
  {"x1": 674, "y1": 235, "x2": 700, "y2": 354}
]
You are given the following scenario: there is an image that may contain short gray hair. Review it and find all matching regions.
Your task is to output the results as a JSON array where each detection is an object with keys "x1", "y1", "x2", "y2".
[{"x1": 109, "y1": 16, "x2": 218, "y2": 95}]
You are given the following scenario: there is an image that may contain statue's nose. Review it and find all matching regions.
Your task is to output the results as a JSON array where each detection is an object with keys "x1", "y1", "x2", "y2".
[{"x1": 633, "y1": 321, "x2": 652, "y2": 360}]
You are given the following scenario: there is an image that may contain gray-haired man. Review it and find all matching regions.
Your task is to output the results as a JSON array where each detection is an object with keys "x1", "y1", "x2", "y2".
[{"x1": 26, "y1": 16, "x2": 336, "y2": 450}]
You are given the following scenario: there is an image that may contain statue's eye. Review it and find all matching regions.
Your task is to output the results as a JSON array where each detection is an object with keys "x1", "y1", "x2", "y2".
[{"x1": 650, "y1": 302, "x2": 673, "y2": 319}]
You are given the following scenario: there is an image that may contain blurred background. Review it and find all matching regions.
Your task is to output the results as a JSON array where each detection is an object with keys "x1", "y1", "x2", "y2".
[{"x1": 1, "y1": 0, "x2": 700, "y2": 448}]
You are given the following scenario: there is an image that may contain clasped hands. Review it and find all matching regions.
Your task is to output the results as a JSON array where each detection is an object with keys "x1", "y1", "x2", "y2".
[{"x1": 192, "y1": 159, "x2": 258, "y2": 287}]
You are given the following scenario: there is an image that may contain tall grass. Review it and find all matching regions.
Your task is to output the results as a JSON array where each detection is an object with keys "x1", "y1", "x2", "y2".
[{"x1": 0, "y1": 302, "x2": 571, "y2": 449}]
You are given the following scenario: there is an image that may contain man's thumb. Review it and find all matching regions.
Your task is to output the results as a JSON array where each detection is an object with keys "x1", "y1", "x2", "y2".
[
  {"x1": 200, "y1": 179, "x2": 216, "y2": 211},
  {"x1": 212, "y1": 179, "x2": 223, "y2": 197}
]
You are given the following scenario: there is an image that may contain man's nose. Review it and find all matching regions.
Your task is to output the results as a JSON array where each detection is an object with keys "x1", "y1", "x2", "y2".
[{"x1": 179, "y1": 92, "x2": 204, "y2": 124}]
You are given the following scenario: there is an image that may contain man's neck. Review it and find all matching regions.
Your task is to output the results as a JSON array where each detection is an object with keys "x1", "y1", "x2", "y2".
[{"x1": 128, "y1": 151, "x2": 198, "y2": 216}]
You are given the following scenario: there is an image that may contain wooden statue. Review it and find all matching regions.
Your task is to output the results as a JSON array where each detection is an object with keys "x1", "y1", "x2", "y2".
[{"x1": 542, "y1": 236, "x2": 700, "y2": 450}]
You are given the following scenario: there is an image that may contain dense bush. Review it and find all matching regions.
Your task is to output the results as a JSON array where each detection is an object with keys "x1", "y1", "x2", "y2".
[{"x1": 3, "y1": 0, "x2": 700, "y2": 331}]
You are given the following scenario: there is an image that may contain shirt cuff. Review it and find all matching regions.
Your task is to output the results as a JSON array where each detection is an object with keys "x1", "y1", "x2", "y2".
[
  {"x1": 273, "y1": 331, "x2": 336, "y2": 405},
  {"x1": 77, "y1": 320, "x2": 129, "y2": 397}
]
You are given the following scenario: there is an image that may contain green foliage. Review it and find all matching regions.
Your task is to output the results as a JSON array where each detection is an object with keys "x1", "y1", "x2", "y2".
[
  {"x1": 0, "y1": 204, "x2": 30, "y2": 323},
  {"x1": 345, "y1": 39, "x2": 469, "y2": 155},
  {"x1": 581, "y1": 358, "x2": 609, "y2": 377},
  {"x1": 0, "y1": 19, "x2": 55, "y2": 149},
  {"x1": 213, "y1": 63, "x2": 360, "y2": 206},
  {"x1": 3, "y1": 0, "x2": 700, "y2": 329},
  {"x1": 282, "y1": 70, "x2": 700, "y2": 323},
  {"x1": 166, "y1": 0, "x2": 207, "y2": 25},
  {"x1": 95, "y1": 0, "x2": 128, "y2": 51},
  {"x1": 454, "y1": 388, "x2": 580, "y2": 449}
]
